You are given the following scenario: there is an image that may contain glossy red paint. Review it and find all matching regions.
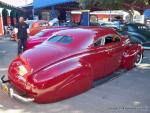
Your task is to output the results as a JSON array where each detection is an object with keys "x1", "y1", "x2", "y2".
[
  {"x1": 26, "y1": 27, "x2": 67, "y2": 49},
  {"x1": 8, "y1": 27, "x2": 144, "y2": 103}
]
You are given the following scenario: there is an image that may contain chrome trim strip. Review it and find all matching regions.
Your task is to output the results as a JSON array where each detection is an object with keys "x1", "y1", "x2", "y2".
[
  {"x1": 0, "y1": 75, "x2": 34, "y2": 103},
  {"x1": 9, "y1": 88, "x2": 34, "y2": 102}
]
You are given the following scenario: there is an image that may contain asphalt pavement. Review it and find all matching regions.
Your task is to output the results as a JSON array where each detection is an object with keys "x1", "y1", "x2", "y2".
[{"x1": 0, "y1": 37, "x2": 150, "y2": 113}]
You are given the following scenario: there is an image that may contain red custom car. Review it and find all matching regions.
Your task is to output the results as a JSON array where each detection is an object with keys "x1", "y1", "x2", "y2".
[
  {"x1": 26, "y1": 27, "x2": 67, "y2": 49},
  {"x1": 10, "y1": 20, "x2": 50, "y2": 41},
  {"x1": 1, "y1": 27, "x2": 144, "y2": 103}
]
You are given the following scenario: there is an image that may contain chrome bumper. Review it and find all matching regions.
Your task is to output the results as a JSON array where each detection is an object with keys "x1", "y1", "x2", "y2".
[{"x1": 0, "y1": 75, "x2": 34, "y2": 103}]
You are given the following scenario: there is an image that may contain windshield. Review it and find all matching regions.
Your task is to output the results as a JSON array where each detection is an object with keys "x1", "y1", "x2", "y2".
[
  {"x1": 48, "y1": 35, "x2": 73, "y2": 44},
  {"x1": 137, "y1": 25, "x2": 149, "y2": 30}
]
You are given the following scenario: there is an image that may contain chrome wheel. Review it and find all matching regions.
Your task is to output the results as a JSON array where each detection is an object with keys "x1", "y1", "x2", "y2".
[{"x1": 135, "y1": 53, "x2": 143, "y2": 66}]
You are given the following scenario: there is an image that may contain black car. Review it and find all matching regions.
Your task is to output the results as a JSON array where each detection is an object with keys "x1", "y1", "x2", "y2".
[
  {"x1": 93, "y1": 22, "x2": 150, "y2": 49},
  {"x1": 123, "y1": 23, "x2": 150, "y2": 49}
]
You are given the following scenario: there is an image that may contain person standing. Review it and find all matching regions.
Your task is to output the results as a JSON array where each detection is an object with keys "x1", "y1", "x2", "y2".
[{"x1": 14, "y1": 16, "x2": 29, "y2": 55}]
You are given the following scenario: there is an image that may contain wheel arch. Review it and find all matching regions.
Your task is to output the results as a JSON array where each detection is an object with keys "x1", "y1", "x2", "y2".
[{"x1": 121, "y1": 44, "x2": 144, "y2": 70}]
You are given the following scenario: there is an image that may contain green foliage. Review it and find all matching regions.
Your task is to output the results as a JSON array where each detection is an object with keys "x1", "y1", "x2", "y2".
[
  {"x1": 79, "y1": 0, "x2": 149, "y2": 10},
  {"x1": 79, "y1": 0, "x2": 97, "y2": 9}
]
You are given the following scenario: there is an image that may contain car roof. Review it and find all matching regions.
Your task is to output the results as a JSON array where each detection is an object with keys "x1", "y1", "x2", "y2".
[
  {"x1": 44, "y1": 27, "x2": 118, "y2": 49},
  {"x1": 53, "y1": 27, "x2": 117, "y2": 41}
]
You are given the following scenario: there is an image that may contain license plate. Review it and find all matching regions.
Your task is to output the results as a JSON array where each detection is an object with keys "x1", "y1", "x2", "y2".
[{"x1": 1, "y1": 84, "x2": 9, "y2": 94}]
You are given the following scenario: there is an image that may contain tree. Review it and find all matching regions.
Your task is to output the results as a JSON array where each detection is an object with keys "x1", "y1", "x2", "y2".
[
  {"x1": 78, "y1": 0, "x2": 97, "y2": 9},
  {"x1": 78, "y1": 0, "x2": 149, "y2": 10},
  {"x1": 124, "y1": 0, "x2": 149, "y2": 22},
  {"x1": 78, "y1": 0, "x2": 149, "y2": 21}
]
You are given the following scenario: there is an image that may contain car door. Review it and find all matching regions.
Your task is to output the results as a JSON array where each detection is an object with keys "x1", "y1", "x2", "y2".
[
  {"x1": 102, "y1": 34, "x2": 124, "y2": 75},
  {"x1": 86, "y1": 37, "x2": 108, "y2": 80}
]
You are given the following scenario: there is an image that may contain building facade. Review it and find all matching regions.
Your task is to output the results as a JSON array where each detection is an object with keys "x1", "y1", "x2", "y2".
[{"x1": 0, "y1": 1, "x2": 24, "y2": 36}]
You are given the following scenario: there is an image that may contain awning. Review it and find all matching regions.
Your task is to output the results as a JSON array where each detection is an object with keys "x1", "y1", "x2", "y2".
[
  {"x1": 33, "y1": 0, "x2": 76, "y2": 9},
  {"x1": 144, "y1": 9, "x2": 150, "y2": 19}
]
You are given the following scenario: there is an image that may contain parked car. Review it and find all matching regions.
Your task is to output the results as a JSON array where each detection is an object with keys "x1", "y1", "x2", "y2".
[
  {"x1": 27, "y1": 27, "x2": 67, "y2": 49},
  {"x1": 10, "y1": 20, "x2": 50, "y2": 40},
  {"x1": 1, "y1": 27, "x2": 144, "y2": 103},
  {"x1": 123, "y1": 23, "x2": 150, "y2": 49},
  {"x1": 26, "y1": 20, "x2": 50, "y2": 36},
  {"x1": 101, "y1": 22, "x2": 150, "y2": 49}
]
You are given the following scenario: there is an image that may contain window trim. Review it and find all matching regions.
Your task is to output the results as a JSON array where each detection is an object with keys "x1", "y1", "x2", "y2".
[
  {"x1": 92, "y1": 34, "x2": 121, "y2": 47},
  {"x1": 93, "y1": 37, "x2": 103, "y2": 47},
  {"x1": 103, "y1": 34, "x2": 121, "y2": 45}
]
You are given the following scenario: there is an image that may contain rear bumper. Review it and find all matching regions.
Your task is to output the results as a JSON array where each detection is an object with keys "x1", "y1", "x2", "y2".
[{"x1": 0, "y1": 75, "x2": 34, "y2": 103}]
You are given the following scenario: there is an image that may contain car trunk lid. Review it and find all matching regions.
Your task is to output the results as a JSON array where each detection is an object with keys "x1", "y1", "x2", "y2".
[{"x1": 20, "y1": 44, "x2": 71, "y2": 74}]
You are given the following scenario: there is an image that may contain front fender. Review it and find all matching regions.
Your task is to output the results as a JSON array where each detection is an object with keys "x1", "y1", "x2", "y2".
[{"x1": 27, "y1": 58, "x2": 93, "y2": 103}]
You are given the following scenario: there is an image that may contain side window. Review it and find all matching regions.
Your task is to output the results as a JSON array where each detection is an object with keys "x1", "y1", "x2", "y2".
[
  {"x1": 39, "y1": 22, "x2": 49, "y2": 27},
  {"x1": 105, "y1": 36, "x2": 113, "y2": 44},
  {"x1": 94, "y1": 38, "x2": 102, "y2": 47},
  {"x1": 128, "y1": 25, "x2": 136, "y2": 32},
  {"x1": 138, "y1": 25, "x2": 148, "y2": 30},
  {"x1": 105, "y1": 35, "x2": 120, "y2": 44}
]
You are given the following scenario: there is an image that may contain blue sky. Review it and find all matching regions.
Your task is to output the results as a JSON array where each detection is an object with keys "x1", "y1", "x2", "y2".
[{"x1": 0, "y1": 0, "x2": 33, "y2": 7}]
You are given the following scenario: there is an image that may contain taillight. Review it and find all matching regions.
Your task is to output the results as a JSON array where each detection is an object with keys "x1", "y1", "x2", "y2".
[{"x1": 18, "y1": 65, "x2": 28, "y2": 76}]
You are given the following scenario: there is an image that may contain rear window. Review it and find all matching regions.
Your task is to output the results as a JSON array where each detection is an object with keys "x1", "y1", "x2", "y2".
[
  {"x1": 138, "y1": 25, "x2": 149, "y2": 30},
  {"x1": 34, "y1": 31, "x2": 45, "y2": 37},
  {"x1": 48, "y1": 35, "x2": 73, "y2": 44}
]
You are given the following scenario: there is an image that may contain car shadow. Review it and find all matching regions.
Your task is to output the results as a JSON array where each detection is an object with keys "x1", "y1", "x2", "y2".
[{"x1": 93, "y1": 69, "x2": 127, "y2": 88}]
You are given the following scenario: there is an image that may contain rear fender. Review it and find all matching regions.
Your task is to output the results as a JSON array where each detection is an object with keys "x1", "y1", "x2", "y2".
[
  {"x1": 27, "y1": 58, "x2": 93, "y2": 103},
  {"x1": 121, "y1": 44, "x2": 143, "y2": 70}
]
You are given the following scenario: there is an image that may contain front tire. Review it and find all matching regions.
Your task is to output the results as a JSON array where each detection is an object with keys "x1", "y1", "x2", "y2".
[{"x1": 135, "y1": 53, "x2": 143, "y2": 66}]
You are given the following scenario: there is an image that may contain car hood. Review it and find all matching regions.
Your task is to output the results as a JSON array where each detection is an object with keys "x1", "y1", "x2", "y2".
[
  {"x1": 137, "y1": 30, "x2": 150, "y2": 41},
  {"x1": 20, "y1": 44, "x2": 71, "y2": 73}
]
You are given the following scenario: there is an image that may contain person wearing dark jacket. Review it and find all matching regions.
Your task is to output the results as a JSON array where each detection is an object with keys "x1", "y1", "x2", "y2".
[{"x1": 14, "y1": 17, "x2": 29, "y2": 55}]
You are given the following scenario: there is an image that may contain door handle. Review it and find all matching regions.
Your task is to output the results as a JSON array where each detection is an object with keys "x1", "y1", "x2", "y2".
[
  {"x1": 105, "y1": 50, "x2": 112, "y2": 55},
  {"x1": 91, "y1": 52, "x2": 97, "y2": 54},
  {"x1": 105, "y1": 50, "x2": 109, "y2": 52}
]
